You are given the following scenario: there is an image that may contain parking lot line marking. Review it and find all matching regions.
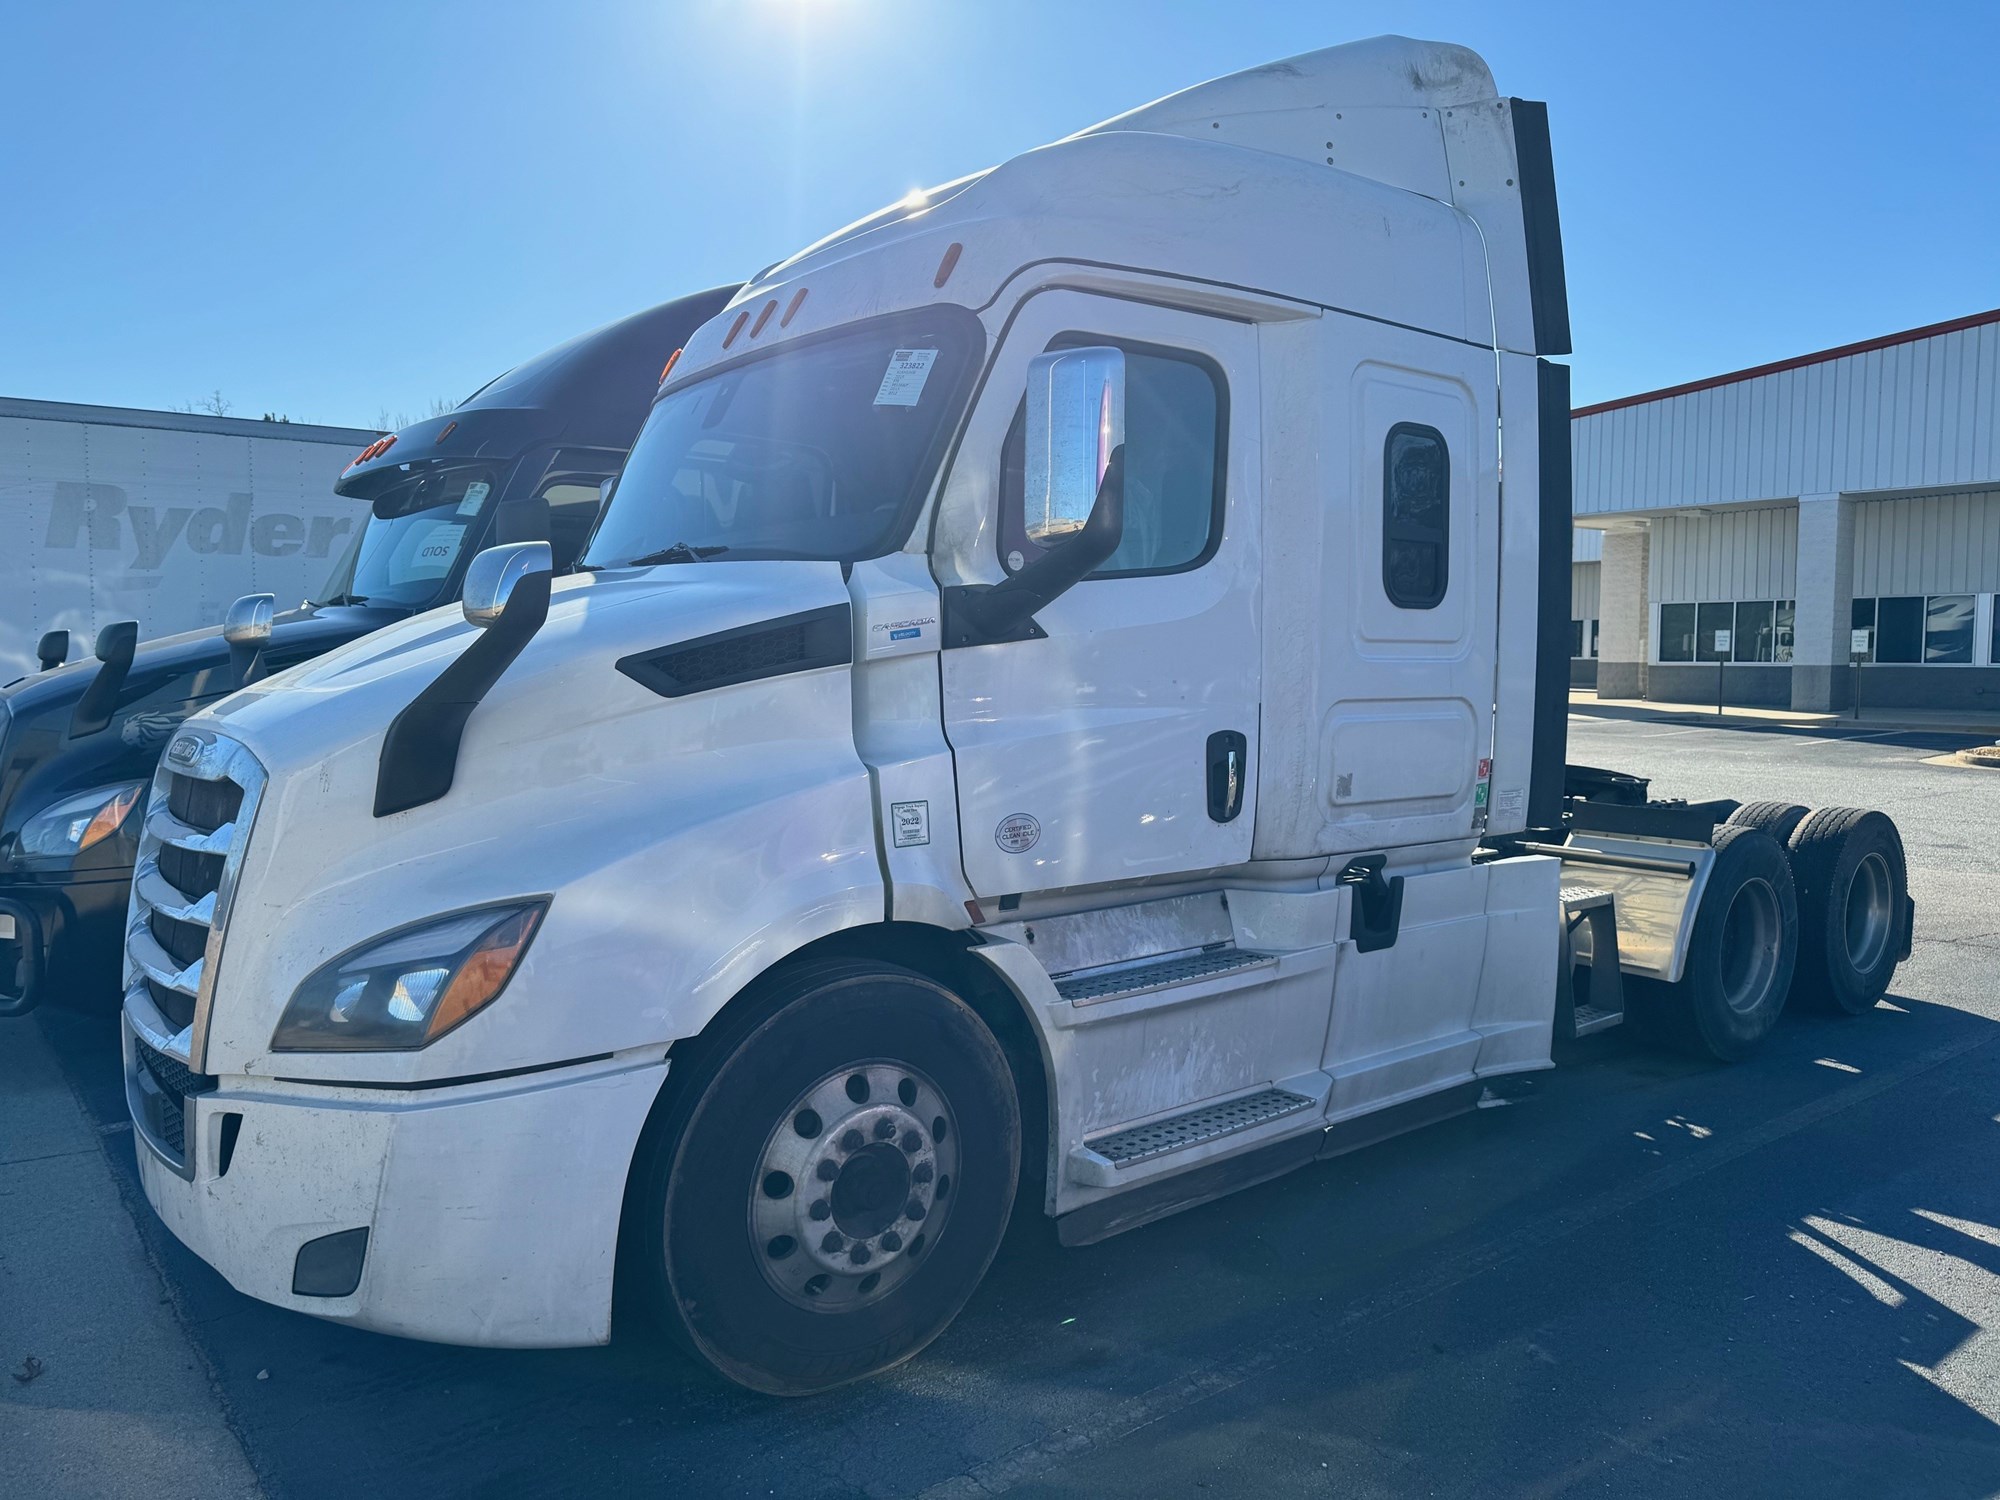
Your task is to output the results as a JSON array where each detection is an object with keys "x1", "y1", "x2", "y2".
[{"x1": 914, "y1": 1026, "x2": 2000, "y2": 1500}]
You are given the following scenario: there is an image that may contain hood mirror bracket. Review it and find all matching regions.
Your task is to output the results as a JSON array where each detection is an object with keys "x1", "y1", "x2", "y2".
[
  {"x1": 373, "y1": 543, "x2": 553, "y2": 817},
  {"x1": 67, "y1": 621, "x2": 139, "y2": 739}
]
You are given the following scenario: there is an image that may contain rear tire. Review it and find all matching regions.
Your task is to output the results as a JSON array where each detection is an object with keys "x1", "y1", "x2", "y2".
[
  {"x1": 1787, "y1": 807, "x2": 1908, "y2": 1015},
  {"x1": 1632, "y1": 824, "x2": 1798, "y2": 1062},
  {"x1": 1725, "y1": 800, "x2": 1810, "y2": 848},
  {"x1": 628, "y1": 959, "x2": 1020, "y2": 1395}
]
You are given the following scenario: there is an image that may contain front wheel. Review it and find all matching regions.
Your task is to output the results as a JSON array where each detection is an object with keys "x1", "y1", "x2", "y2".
[{"x1": 628, "y1": 959, "x2": 1020, "y2": 1395}]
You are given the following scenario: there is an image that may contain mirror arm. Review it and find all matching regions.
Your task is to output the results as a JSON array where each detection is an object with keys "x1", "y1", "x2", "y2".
[
  {"x1": 944, "y1": 447, "x2": 1125, "y2": 648},
  {"x1": 68, "y1": 621, "x2": 139, "y2": 739},
  {"x1": 373, "y1": 565, "x2": 552, "y2": 817}
]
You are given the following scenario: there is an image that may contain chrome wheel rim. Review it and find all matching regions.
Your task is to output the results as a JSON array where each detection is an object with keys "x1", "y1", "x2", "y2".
[
  {"x1": 1844, "y1": 851, "x2": 1894, "y2": 974},
  {"x1": 750, "y1": 1060, "x2": 959, "y2": 1313},
  {"x1": 1719, "y1": 876, "x2": 1782, "y2": 1015}
]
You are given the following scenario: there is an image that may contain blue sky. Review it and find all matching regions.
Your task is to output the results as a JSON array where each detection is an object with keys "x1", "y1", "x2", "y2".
[{"x1": 4, "y1": 1, "x2": 1995, "y2": 427}]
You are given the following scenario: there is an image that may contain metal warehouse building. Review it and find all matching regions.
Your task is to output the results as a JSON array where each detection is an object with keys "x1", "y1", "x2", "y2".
[{"x1": 1569, "y1": 307, "x2": 2000, "y2": 713}]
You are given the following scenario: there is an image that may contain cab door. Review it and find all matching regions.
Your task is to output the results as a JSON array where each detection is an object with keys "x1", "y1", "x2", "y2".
[{"x1": 935, "y1": 292, "x2": 1262, "y2": 899}]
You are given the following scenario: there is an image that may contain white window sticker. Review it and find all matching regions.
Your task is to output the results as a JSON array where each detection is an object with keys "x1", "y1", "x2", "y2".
[
  {"x1": 456, "y1": 481, "x2": 491, "y2": 516},
  {"x1": 891, "y1": 800, "x2": 931, "y2": 848},
  {"x1": 873, "y1": 348, "x2": 939, "y2": 407}
]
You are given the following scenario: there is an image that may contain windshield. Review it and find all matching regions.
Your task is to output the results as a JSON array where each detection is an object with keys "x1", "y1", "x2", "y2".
[
  {"x1": 315, "y1": 463, "x2": 502, "y2": 610},
  {"x1": 582, "y1": 310, "x2": 980, "y2": 567}
]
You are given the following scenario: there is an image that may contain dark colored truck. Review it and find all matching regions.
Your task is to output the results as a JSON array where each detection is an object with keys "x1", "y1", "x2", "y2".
[{"x1": 0, "y1": 287, "x2": 735, "y2": 1015}]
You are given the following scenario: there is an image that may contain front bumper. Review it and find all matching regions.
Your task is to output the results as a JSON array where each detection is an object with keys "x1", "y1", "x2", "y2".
[
  {"x1": 124, "y1": 1013, "x2": 668, "y2": 1348},
  {"x1": 0, "y1": 872, "x2": 131, "y2": 1016}
]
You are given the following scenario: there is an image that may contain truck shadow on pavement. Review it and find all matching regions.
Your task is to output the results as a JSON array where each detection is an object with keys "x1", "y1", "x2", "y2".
[{"x1": 33, "y1": 990, "x2": 2000, "y2": 1500}]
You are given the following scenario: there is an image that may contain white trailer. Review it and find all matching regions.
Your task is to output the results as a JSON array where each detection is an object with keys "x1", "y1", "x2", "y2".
[
  {"x1": 118, "y1": 37, "x2": 1913, "y2": 1395},
  {"x1": 0, "y1": 399, "x2": 376, "y2": 682}
]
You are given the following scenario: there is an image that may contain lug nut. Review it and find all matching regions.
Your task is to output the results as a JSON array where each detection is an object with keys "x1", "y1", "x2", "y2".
[
  {"x1": 841, "y1": 1128, "x2": 865, "y2": 1152},
  {"x1": 851, "y1": 1244, "x2": 872, "y2": 1266},
  {"x1": 816, "y1": 1159, "x2": 839, "y2": 1182},
  {"x1": 809, "y1": 1199, "x2": 831, "y2": 1221},
  {"x1": 880, "y1": 1230, "x2": 902, "y2": 1252},
  {"x1": 911, "y1": 1161, "x2": 934, "y2": 1185},
  {"x1": 901, "y1": 1129, "x2": 923, "y2": 1154},
  {"x1": 905, "y1": 1198, "x2": 927, "y2": 1221},
  {"x1": 874, "y1": 1117, "x2": 897, "y2": 1140},
  {"x1": 821, "y1": 1230, "x2": 845, "y2": 1253}
]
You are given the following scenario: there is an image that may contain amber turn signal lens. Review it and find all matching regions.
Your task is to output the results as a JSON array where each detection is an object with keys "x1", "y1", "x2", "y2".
[
  {"x1": 426, "y1": 905, "x2": 544, "y2": 1041},
  {"x1": 80, "y1": 784, "x2": 142, "y2": 851}
]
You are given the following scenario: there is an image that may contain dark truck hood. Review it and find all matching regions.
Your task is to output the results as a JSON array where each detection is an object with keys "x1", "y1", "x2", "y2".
[{"x1": 0, "y1": 603, "x2": 402, "y2": 871}]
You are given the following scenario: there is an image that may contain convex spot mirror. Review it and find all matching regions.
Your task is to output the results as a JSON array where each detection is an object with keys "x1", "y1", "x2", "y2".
[
  {"x1": 1025, "y1": 346, "x2": 1125, "y2": 547},
  {"x1": 463, "y1": 541, "x2": 552, "y2": 628}
]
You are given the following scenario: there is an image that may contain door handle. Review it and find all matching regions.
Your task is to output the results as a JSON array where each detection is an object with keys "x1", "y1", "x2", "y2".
[{"x1": 1206, "y1": 731, "x2": 1247, "y2": 823}]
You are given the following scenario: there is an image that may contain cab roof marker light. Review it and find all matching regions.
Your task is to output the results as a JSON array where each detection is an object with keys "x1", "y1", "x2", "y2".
[
  {"x1": 750, "y1": 299, "x2": 778, "y2": 338},
  {"x1": 434, "y1": 420, "x2": 457, "y2": 444},
  {"x1": 658, "y1": 348, "x2": 683, "y2": 386},
  {"x1": 722, "y1": 310, "x2": 751, "y2": 350},
  {"x1": 780, "y1": 288, "x2": 808, "y2": 328},
  {"x1": 933, "y1": 242, "x2": 963, "y2": 289}
]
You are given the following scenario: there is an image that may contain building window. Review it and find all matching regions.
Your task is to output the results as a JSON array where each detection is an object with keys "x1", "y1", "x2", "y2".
[
  {"x1": 1695, "y1": 602, "x2": 1734, "y2": 661},
  {"x1": 1569, "y1": 618, "x2": 1600, "y2": 658},
  {"x1": 1925, "y1": 595, "x2": 1975, "y2": 664},
  {"x1": 1382, "y1": 423, "x2": 1449, "y2": 609},
  {"x1": 1851, "y1": 595, "x2": 1980, "y2": 664},
  {"x1": 1657, "y1": 599, "x2": 1796, "y2": 664},
  {"x1": 1734, "y1": 602, "x2": 1774, "y2": 662},
  {"x1": 1659, "y1": 603, "x2": 1696, "y2": 662},
  {"x1": 1992, "y1": 596, "x2": 2000, "y2": 667}
]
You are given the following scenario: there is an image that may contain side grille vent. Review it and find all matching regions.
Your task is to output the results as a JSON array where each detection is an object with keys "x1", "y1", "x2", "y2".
[
  {"x1": 616, "y1": 605, "x2": 851, "y2": 699},
  {"x1": 132, "y1": 1035, "x2": 217, "y2": 1170}
]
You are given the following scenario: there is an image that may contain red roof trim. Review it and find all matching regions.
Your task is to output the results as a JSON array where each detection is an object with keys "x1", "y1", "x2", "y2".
[{"x1": 1572, "y1": 307, "x2": 2000, "y2": 419}]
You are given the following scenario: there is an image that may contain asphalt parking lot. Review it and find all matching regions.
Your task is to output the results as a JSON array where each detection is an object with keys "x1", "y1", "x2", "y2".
[{"x1": 14, "y1": 713, "x2": 2000, "y2": 1499}]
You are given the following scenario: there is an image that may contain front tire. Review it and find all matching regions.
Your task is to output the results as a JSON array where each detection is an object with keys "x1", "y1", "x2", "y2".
[{"x1": 630, "y1": 959, "x2": 1020, "y2": 1395}]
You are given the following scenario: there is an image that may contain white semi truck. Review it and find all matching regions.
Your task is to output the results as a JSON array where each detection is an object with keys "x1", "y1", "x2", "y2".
[{"x1": 121, "y1": 37, "x2": 1913, "y2": 1395}]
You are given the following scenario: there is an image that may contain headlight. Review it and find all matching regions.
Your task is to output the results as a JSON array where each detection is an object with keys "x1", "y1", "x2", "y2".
[
  {"x1": 271, "y1": 902, "x2": 546, "y2": 1052},
  {"x1": 18, "y1": 782, "x2": 146, "y2": 859}
]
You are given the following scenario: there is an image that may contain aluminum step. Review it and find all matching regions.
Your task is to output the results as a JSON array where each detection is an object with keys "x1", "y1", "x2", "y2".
[
  {"x1": 1054, "y1": 947, "x2": 1276, "y2": 1005},
  {"x1": 1087, "y1": 1086, "x2": 1317, "y2": 1169},
  {"x1": 1571, "y1": 1002, "x2": 1624, "y2": 1037}
]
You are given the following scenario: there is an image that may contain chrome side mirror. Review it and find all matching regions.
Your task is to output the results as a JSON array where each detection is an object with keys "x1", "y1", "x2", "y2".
[
  {"x1": 463, "y1": 541, "x2": 553, "y2": 628},
  {"x1": 222, "y1": 593, "x2": 275, "y2": 647},
  {"x1": 1024, "y1": 345, "x2": 1126, "y2": 546}
]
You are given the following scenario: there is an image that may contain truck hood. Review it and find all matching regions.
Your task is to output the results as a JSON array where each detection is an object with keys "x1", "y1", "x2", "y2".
[
  {"x1": 201, "y1": 562, "x2": 853, "y2": 784},
  {"x1": 176, "y1": 558, "x2": 873, "y2": 1080}
]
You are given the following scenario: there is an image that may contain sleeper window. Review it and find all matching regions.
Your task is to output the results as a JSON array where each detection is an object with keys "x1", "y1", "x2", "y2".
[
  {"x1": 999, "y1": 339, "x2": 1224, "y2": 578},
  {"x1": 1382, "y1": 423, "x2": 1449, "y2": 609}
]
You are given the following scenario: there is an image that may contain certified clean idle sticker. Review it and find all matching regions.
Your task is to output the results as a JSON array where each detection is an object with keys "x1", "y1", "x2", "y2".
[
  {"x1": 994, "y1": 812, "x2": 1041, "y2": 854},
  {"x1": 891, "y1": 801, "x2": 931, "y2": 848}
]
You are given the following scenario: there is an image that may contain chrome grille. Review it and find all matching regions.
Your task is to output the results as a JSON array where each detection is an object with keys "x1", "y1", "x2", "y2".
[{"x1": 124, "y1": 730, "x2": 265, "y2": 1080}]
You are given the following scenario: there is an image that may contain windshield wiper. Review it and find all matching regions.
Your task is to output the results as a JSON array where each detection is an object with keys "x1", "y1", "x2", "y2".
[
  {"x1": 623, "y1": 541, "x2": 730, "y2": 566},
  {"x1": 313, "y1": 591, "x2": 372, "y2": 607}
]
